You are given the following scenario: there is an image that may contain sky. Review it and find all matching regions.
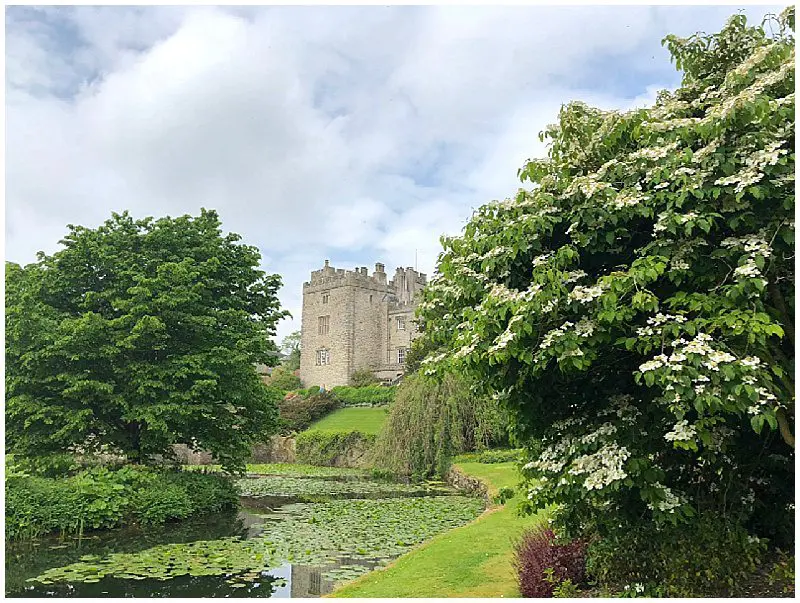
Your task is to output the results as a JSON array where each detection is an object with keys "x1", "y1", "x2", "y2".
[{"x1": 5, "y1": 4, "x2": 782, "y2": 343}]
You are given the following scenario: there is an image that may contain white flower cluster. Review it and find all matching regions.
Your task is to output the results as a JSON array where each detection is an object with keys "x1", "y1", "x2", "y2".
[
  {"x1": 480, "y1": 246, "x2": 512, "y2": 260},
  {"x1": 564, "y1": 269, "x2": 587, "y2": 284},
  {"x1": 539, "y1": 317, "x2": 595, "y2": 352},
  {"x1": 610, "y1": 188, "x2": 650, "y2": 210},
  {"x1": 715, "y1": 167, "x2": 764, "y2": 193},
  {"x1": 540, "y1": 322, "x2": 571, "y2": 350},
  {"x1": 531, "y1": 252, "x2": 553, "y2": 268},
  {"x1": 578, "y1": 178, "x2": 612, "y2": 199},
  {"x1": 526, "y1": 435, "x2": 578, "y2": 474},
  {"x1": 722, "y1": 233, "x2": 772, "y2": 282},
  {"x1": 581, "y1": 422, "x2": 617, "y2": 445},
  {"x1": 570, "y1": 284, "x2": 604, "y2": 304},
  {"x1": 488, "y1": 315, "x2": 523, "y2": 353},
  {"x1": 569, "y1": 443, "x2": 630, "y2": 491},
  {"x1": 652, "y1": 212, "x2": 671, "y2": 234},
  {"x1": 488, "y1": 282, "x2": 541, "y2": 304},
  {"x1": 575, "y1": 317, "x2": 596, "y2": 338},
  {"x1": 647, "y1": 484, "x2": 683, "y2": 513},
  {"x1": 664, "y1": 419, "x2": 697, "y2": 442},
  {"x1": 746, "y1": 140, "x2": 788, "y2": 170},
  {"x1": 640, "y1": 355, "x2": 669, "y2": 373},
  {"x1": 629, "y1": 140, "x2": 680, "y2": 161}
]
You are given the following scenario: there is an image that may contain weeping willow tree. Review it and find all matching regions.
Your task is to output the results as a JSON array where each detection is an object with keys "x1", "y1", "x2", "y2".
[{"x1": 371, "y1": 372, "x2": 509, "y2": 479}]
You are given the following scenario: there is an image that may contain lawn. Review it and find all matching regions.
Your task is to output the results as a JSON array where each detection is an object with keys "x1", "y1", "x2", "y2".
[
  {"x1": 307, "y1": 407, "x2": 388, "y2": 435},
  {"x1": 329, "y1": 460, "x2": 547, "y2": 598}
]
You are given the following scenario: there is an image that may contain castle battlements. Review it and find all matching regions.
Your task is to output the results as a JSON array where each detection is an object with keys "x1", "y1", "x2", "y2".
[{"x1": 299, "y1": 260, "x2": 426, "y2": 387}]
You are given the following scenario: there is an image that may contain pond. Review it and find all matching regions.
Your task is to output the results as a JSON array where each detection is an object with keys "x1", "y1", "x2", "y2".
[{"x1": 6, "y1": 469, "x2": 485, "y2": 598}]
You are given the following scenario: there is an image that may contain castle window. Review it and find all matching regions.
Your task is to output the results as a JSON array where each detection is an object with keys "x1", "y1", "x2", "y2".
[
  {"x1": 397, "y1": 347, "x2": 406, "y2": 364},
  {"x1": 318, "y1": 315, "x2": 330, "y2": 335},
  {"x1": 369, "y1": 295, "x2": 373, "y2": 303},
  {"x1": 396, "y1": 317, "x2": 406, "y2": 330},
  {"x1": 322, "y1": 293, "x2": 329, "y2": 304},
  {"x1": 316, "y1": 348, "x2": 330, "y2": 366}
]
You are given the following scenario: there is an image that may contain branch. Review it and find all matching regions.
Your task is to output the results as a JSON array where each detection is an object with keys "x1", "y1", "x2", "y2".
[{"x1": 777, "y1": 408, "x2": 795, "y2": 449}]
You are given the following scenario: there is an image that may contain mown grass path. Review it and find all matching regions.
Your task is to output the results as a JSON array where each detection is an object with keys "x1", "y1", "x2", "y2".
[
  {"x1": 329, "y1": 461, "x2": 547, "y2": 598},
  {"x1": 308, "y1": 407, "x2": 388, "y2": 435}
]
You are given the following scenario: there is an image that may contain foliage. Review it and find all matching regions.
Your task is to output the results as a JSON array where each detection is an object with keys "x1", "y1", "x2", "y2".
[
  {"x1": 767, "y1": 551, "x2": 795, "y2": 594},
  {"x1": 513, "y1": 527, "x2": 586, "y2": 597},
  {"x1": 371, "y1": 373, "x2": 510, "y2": 479},
  {"x1": 280, "y1": 330, "x2": 302, "y2": 371},
  {"x1": 29, "y1": 496, "x2": 484, "y2": 586},
  {"x1": 5, "y1": 466, "x2": 238, "y2": 541},
  {"x1": 585, "y1": 512, "x2": 766, "y2": 596},
  {"x1": 266, "y1": 366, "x2": 302, "y2": 392},
  {"x1": 277, "y1": 390, "x2": 340, "y2": 434},
  {"x1": 5, "y1": 209, "x2": 288, "y2": 472},
  {"x1": 330, "y1": 385, "x2": 396, "y2": 406},
  {"x1": 295, "y1": 430, "x2": 377, "y2": 466},
  {"x1": 416, "y1": 10, "x2": 795, "y2": 541},
  {"x1": 349, "y1": 368, "x2": 380, "y2": 387}
]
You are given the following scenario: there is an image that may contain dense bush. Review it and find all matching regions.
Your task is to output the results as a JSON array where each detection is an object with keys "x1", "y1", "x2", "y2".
[
  {"x1": 266, "y1": 366, "x2": 302, "y2": 392},
  {"x1": 330, "y1": 385, "x2": 396, "y2": 406},
  {"x1": 414, "y1": 9, "x2": 794, "y2": 594},
  {"x1": 349, "y1": 368, "x2": 380, "y2": 387},
  {"x1": 371, "y1": 373, "x2": 510, "y2": 479},
  {"x1": 5, "y1": 466, "x2": 238, "y2": 541},
  {"x1": 585, "y1": 513, "x2": 766, "y2": 596},
  {"x1": 295, "y1": 430, "x2": 377, "y2": 467},
  {"x1": 277, "y1": 390, "x2": 340, "y2": 434},
  {"x1": 514, "y1": 527, "x2": 587, "y2": 597}
]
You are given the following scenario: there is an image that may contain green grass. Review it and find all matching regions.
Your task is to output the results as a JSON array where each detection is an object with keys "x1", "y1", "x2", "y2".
[
  {"x1": 307, "y1": 407, "x2": 388, "y2": 435},
  {"x1": 329, "y1": 461, "x2": 547, "y2": 598}
]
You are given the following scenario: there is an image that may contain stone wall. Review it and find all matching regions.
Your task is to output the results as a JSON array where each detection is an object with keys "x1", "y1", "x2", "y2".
[
  {"x1": 174, "y1": 436, "x2": 297, "y2": 466},
  {"x1": 444, "y1": 465, "x2": 491, "y2": 504}
]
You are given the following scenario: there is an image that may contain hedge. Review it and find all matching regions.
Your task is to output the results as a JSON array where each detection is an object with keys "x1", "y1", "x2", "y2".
[
  {"x1": 329, "y1": 385, "x2": 395, "y2": 406},
  {"x1": 5, "y1": 466, "x2": 238, "y2": 541}
]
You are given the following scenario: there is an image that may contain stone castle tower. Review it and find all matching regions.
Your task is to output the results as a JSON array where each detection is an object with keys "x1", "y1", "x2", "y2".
[{"x1": 298, "y1": 260, "x2": 427, "y2": 388}]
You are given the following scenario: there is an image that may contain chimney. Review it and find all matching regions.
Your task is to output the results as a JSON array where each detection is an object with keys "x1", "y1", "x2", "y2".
[
  {"x1": 324, "y1": 259, "x2": 330, "y2": 267},
  {"x1": 375, "y1": 262, "x2": 385, "y2": 273}
]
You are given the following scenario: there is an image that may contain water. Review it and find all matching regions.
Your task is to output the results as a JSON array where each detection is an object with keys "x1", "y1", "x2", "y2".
[{"x1": 6, "y1": 474, "x2": 483, "y2": 598}]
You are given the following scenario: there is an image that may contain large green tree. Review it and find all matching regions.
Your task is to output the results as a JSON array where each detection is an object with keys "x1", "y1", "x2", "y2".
[
  {"x1": 417, "y1": 10, "x2": 794, "y2": 541},
  {"x1": 6, "y1": 209, "x2": 288, "y2": 471}
]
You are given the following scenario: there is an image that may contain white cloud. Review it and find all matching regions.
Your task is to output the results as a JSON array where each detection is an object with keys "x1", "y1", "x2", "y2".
[{"x1": 5, "y1": 5, "x2": 780, "y2": 343}]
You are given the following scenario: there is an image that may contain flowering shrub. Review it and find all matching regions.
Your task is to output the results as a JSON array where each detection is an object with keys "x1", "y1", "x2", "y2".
[
  {"x1": 514, "y1": 527, "x2": 586, "y2": 597},
  {"x1": 415, "y1": 8, "x2": 794, "y2": 548}
]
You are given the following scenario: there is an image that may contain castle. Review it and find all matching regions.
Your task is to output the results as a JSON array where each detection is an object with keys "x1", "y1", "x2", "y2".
[{"x1": 298, "y1": 260, "x2": 427, "y2": 387}]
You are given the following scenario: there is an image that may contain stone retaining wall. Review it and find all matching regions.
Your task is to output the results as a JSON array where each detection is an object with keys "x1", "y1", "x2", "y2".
[{"x1": 444, "y1": 465, "x2": 490, "y2": 504}]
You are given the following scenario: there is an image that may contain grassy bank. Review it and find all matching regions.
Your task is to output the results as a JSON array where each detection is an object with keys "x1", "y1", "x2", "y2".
[
  {"x1": 308, "y1": 407, "x2": 388, "y2": 435},
  {"x1": 330, "y1": 460, "x2": 547, "y2": 598}
]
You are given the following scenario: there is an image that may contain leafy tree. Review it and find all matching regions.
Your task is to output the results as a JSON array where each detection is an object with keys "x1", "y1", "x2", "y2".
[
  {"x1": 371, "y1": 373, "x2": 509, "y2": 479},
  {"x1": 6, "y1": 209, "x2": 288, "y2": 471},
  {"x1": 267, "y1": 366, "x2": 302, "y2": 392},
  {"x1": 416, "y1": 10, "x2": 794, "y2": 543},
  {"x1": 280, "y1": 330, "x2": 301, "y2": 371}
]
